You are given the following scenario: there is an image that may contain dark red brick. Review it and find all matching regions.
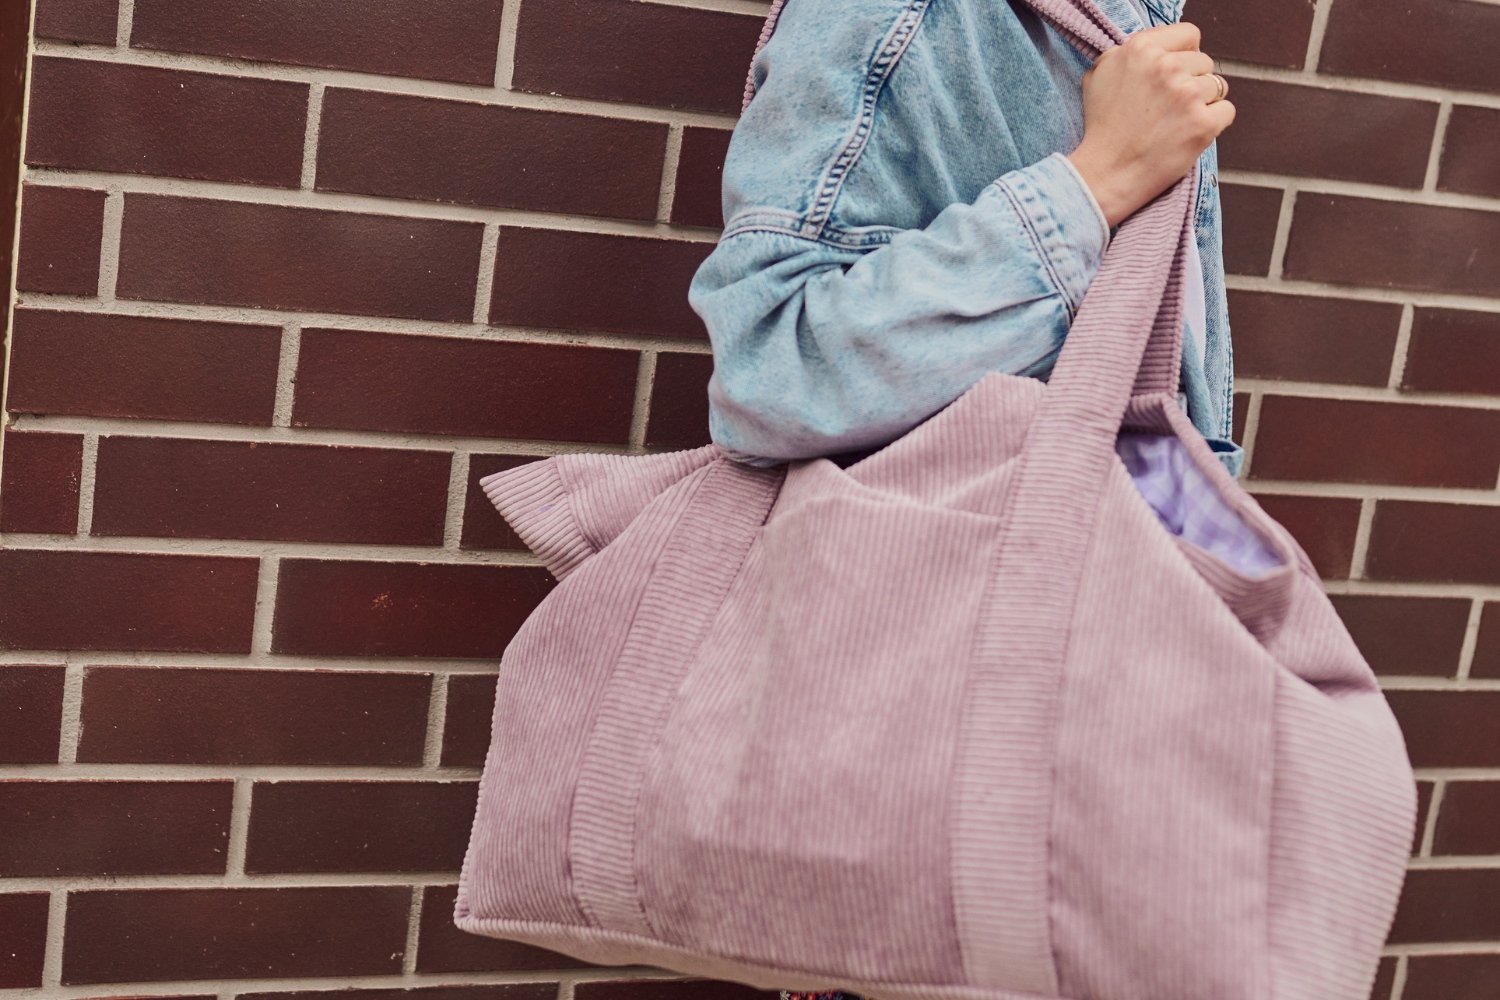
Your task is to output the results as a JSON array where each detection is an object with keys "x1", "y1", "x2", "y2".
[
  {"x1": 1327, "y1": 594, "x2": 1470, "y2": 678},
  {"x1": 16, "y1": 184, "x2": 105, "y2": 295},
  {"x1": 1220, "y1": 183, "x2": 1283, "y2": 277},
  {"x1": 317, "y1": 88, "x2": 666, "y2": 221},
  {"x1": 1215, "y1": 77, "x2": 1435, "y2": 188},
  {"x1": 1385, "y1": 691, "x2": 1500, "y2": 769},
  {"x1": 246, "y1": 780, "x2": 477, "y2": 873},
  {"x1": 0, "y1": 549, "x2": 258, "y2": 653},
  {"x1": 1389, "y1": 868, "x2": 1500, "y2": 944},
  {"x1": 491, "y1": 226, "x2": 710, "y2": 339},
  {"x1": 1250, "y1": 395, "x2": 1500, "y2": 488},
  {"x1": 1224, "y1": 290, "x2": 1399, "y2": 387},
  {"x1": 117, "y1": 195, "x2": 483, "y2": 323},
  {"x1": 0, "y1": 893, "x2": 48, "y2": 988},
  {"x1": 1193, "y1": 0, "x2": 1316, "y2": 70},
  {"x1": 0, "y1": 665, "x2": 63, "y2": 764},
  {"x1": 1401, "y1": 307, "x2": 1500, "y2": 397},
  {"x1": 241, "y1": 986, "x2": 557, "y2": 1000},
  {"x1": 1247, "y1": 493, "x2": 1361, "y2": 580},
  {"x1": 62, "y1": 886, "x2": 409, "y2": 983},
  {"x1": 1472, "y1": 602, "x2": 1500, "y2": 679},
  {"x1": 0, "y1": 430, "x2": 82, "y2": 534},
  {"x1": 6, "y1": 309, "x2": 281, "y2": 425},
  {"x1": 416, "y1": 884, "x2": 597, "y2": 972},
  {"x1": 513, "y1": 0, "x2": 762, "y2": 114},
  {"x1": 1367, "y1": 501, "x2": 1500, "y2": 585},
  {"x1": 271, "y1": 558, "x2": 554, "y2": 659},
  {"x1": 27, "y1": 58, "x2": 306, "y2": 186},
  {"x1": 77, "y1": 666, "x2": 430, "y2": 766},
  {"x1": 130, "y1": 0, "x2": 504, "y2": 85},
  {"x1": 292, "y1": 327, "x2": 639, "y2": 444},
  {"x1": 1439, "y1": 105, "x2": 1500, "y2": 199},
  {"x1": 1284, "y1": 193, "x2": 1500, "y2": 298},
  {"x1": 575, "y1": 980, "x2": 780, "y2": 1000},
  {"x1": 0, "y1": 780, "x2": 231, "y2": 876},
  {"x1": 647, "y1": 351, "x2": 713, "y2": 450},
  {"x1": 1403, "y1": 953, "x2": 1500, "y2": 1000},
  {"x1": 460, "y1": 454, "x2": 534, "y2": 551},
  {"x1": 92, "y1": 436, "x2": 451, "y2": 545},
  {"x1": 441, "y1": 672, "x2": 498, "y2": 767},
  {"x1": 1431, "y1": 780, "x2": 1500, "y2": 856},
  {"x1": 1321, "y1": 0, "x2": 1500, "y2": 95},
  {"x1": 671, "y1": 126, "x2": 733, "y2": 230},
  {"x1": 34, "y1": 0, "x2": 117, "y2": 43}
]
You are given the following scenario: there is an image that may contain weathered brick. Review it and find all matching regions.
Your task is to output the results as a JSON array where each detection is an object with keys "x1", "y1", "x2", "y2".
[
  {"x1": 92, "y1": 436, "x2": 452, "y2": 545},
  {"x1": 1220, "y1": 183, "x2": 1282, "y2": 277},
  {"x1": 0, "y1": 430, "x2": 83, "y2": 534},
  {"x1": 1225, "y1": 290, "x2": 1399, "y2": 387},
  {"x1": 512, "y1": 0, "x2": 762, "y2": 114},
  {"x1": 647, "y1": 351, "x2": 714, "y2": 450},
  {"x1": 1247, "y1": 494, "x2": 1361, "y2": 580},
  {"x1": 117, "y1": 194, "x2": 483, "y2": 322},
  {"x1": 63, "y1": 886, "x2": 409, "y2": 983},
  {"x1": 77, "y1": 666, "x2": 430, "y2": 765},
  {"x1": 441, "y1": 672, "x2": 498, "y2": 768},
  {"x1": 1366, "y1": 501, "x2": 1500, "y2": 585},
  {"x1": 1401, "y1": 307, "x2": 1500, "y2": 397},
  {"x1": 317, "y1": 88, "x2": 666, "y2": 220},
  {"x1": 0, "y1": 665, "x2": 63, "y2": 764},
  {"x1": 15, "y1": 185, "x2": 105, "y2": 295},
  {"x1": 292, "y1": 327, "x2": 639, "y2": 444},
  {"x1": 271, "y1": 558, "x2": 554, "y2": 659},
  {"x1": 460, "y1": 454, "x2": 535, "y2": 551},
  {"x1": 0, "y1": 549, "x2": 259, "y2": 653},
  {"x1": 1194, "y1": 0, "x2": 1315, "y2": 70},
  {"x1": 490, "y1": 226, "x2": 711, "y2": 339},
  {"x1": 1389, "y1": 868, "x2": 1500, "y2": 944},
  {"x1": 1439, "y1": 105, "x2": 1500, "y2": 199},
  {"x1": 1215, "y1": 77, "x2": 1435, "y2": 188},
  {"x1": 1250, "y1": 395, "x2": 1500, "y2": 488},
  {"x1": 34, "y1": 0, "x2": 117, "y2": 44},
  {"x1": 0, "y1": 780, "x2": 231, "y2": 876},
  {"x1": 1431, "y1": 780, "x2": 1500, "y2": 856},
  {"x1": 1284, "y1": 194, "x2": 1500, "y2": 298},
  {"x1": 27, "y1": 58, "x2": 306, "y2": 186},
  {"x1": 245, "y1": 780, "x2": 477, "y2": 873},
  {"x1": 671, "y1": 126, "x2": 733, "y2": 230},
  {"x1": 130, "y1": 0, "x2": 504, "y2": 85},
  {"x1": 0, "y1": 893, "x2": 48, "y2": 988},
  {"x1": 416, "y1": 884, "x2": 597, "y2": 973},
  {"x1": 1321, "y1": 0, "x2": 1500, "y2": 95},
  {"x1": 1326, "y1": 594, "x2": 1471, "y2": 677},
  {"x1": 6, "y1": 309, "x2": 281, "y2": 425},
  {"x1": 1385, "y1": 691, "x2": 1500, "y2": 769}
]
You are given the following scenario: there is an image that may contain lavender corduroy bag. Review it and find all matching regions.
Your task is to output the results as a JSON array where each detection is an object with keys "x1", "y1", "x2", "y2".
[{"x1": 454, "y1": 2, "x2": 1417, "y2": 997}]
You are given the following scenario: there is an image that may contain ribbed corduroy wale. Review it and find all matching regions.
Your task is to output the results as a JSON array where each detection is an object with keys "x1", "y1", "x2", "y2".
[{"x1": 454, "y1": 1, "x2": 1417, "y2": 997}]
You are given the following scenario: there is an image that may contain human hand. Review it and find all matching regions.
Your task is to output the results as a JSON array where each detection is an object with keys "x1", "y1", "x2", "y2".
[{"x1": 1065, "y1": 22, "x2": 1235, "y2": 228}]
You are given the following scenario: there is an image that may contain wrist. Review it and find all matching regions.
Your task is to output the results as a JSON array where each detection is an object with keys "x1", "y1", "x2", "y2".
[{"x1": 1065, "y1": 146, "x2": 1134, "y2": 229}]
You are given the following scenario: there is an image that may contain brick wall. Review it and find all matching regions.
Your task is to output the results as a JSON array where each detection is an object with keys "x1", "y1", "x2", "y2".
[{"x1": 0, "y1": 0, "x2": 1494, "y2": 997}]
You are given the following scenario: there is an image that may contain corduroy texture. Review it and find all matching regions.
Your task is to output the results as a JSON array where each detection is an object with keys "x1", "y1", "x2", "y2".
[{"x1": 454, "y1": 1, "x2": 1417, "y2": 997}]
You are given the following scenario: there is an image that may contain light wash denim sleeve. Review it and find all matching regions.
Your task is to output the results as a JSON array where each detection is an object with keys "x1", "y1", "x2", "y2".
[{"x1": 689, "y1": 149, "x2": 1112, "y2": 466}]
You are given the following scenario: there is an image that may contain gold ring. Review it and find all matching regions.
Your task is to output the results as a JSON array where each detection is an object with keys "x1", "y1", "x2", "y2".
[{"x1": 1209, "y1": 72, "x2": 1228, "y2": 103}]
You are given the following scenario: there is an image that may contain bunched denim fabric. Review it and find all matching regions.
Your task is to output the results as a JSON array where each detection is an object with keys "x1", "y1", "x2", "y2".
[{"x1": 688, "y1": 0, "x2": 1245, "y2": 479}]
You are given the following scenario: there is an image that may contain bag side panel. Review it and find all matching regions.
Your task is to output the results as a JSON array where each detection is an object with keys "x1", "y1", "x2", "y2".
[{"x1": 1050, "y1": 457, "x2": 1278, "y2": 1000}]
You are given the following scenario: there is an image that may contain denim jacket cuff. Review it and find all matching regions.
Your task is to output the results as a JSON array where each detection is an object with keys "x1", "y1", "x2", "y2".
[{"x1": 991, "y1": 150, "x2": 1111, "y2": 316}]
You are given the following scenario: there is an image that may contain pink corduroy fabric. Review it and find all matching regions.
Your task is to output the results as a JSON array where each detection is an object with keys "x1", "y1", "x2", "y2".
[{"x1": 454, "y1": 1, "x2": 1417, "y2": 997}]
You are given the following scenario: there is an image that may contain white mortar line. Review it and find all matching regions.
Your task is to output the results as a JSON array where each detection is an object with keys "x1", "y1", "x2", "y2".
[
  {"x1": 1266, "y1": 186, "x2": 1297, "y2": 281},
  {"x1": 250, "y1": 553, "x2": 281, "y2": 655},
  {"x1": 473, "y1": 221, "x2": 501, "y2": 325},
  {"x1": 1422, "y1": 101, "x2": 1453, "y2": 194},
  {"x1": 1348, "y1": 497, "x2": 1376, "y2": 580},
  {"x1": 1418, "y1": 779, "x2": 1446, "y2": 858},
  {"x1": 1377, "y1": 677, "x2": 1500, "y2": 691},
  {"x1": 443, "y1": 451, "x2": 471, "y2": 550},
  {"x1": 75, "y1": 431, "x2": 98, "y2": 537},
  {"x1": 1236, "y1": 390, "x2": 1263, "y2": 481},
  {"x1": 0, "y1": 763, "x2": 482, "y2": 780},
  {"x1": 630, "y1": 351, "x2": 658, "y2": 451},
  {"x1": 224, "y1": 777, "x2": 253, "y2": 878},
  {"x1": 402, "y1": 883, "x2": 424, "y2": 973},
  {"x1": 493, "y1": 0, "x2": 523, "y2": 91},
  {"x1": 40, "y1": 889, "x2": 66, "y2": 990},
  {"x1": 1386, "y1": 303, "x2": 1416, "y2": 392},
  {"x1": 300, "y1": 82, "x2": 325, "y2": 191},
  {"x1": 272, "y1": 321, "x2": 301, "y2": 427},
  {"x1": 56, "y1": 659, "x2": 83, "y2": 764},
  {"x1": 422, "y1": 673, "x2": 449, "y2": 769},
  {"x1": 1455, "y1": 599, "x2": 1485, "y2": 682},
  {"x1": 96, "y1": 187, "x2": 124, "y2": 302},
  {"x1": 1302, "y1": 0, "x2": 1334, "y2": 74},
  {"x1": 1390, "y1": 954, "x2": 1410, "y2": 1000},
  {"x1": 115, "y1": 0, "x2": 134, "y2": 48},
  {"x1": 657, "y1": 122, "x2": 685, "y2": 222}
]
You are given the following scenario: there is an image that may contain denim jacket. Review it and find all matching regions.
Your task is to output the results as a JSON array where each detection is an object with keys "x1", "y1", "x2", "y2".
[{"x1": 687, "y1": 0, "x2": 1245, "y2": 479}]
